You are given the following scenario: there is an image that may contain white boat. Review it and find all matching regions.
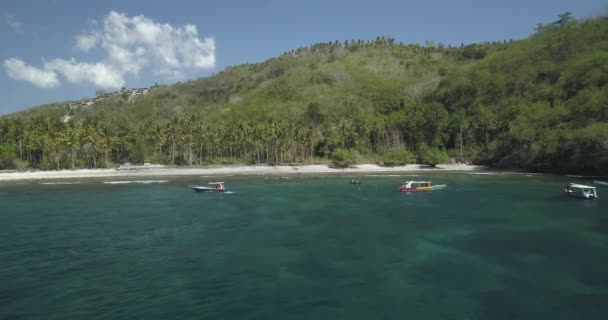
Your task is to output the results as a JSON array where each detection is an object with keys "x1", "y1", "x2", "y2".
[
  {"x1": 191, "y1": 181, "x2": 226, "y2": 193},
  {"x1": 593, "y1": 180, "x2": 608, "y2": 187},
  {"x1": 563, "y1": 183, "x2": 598, "y2": 200}
]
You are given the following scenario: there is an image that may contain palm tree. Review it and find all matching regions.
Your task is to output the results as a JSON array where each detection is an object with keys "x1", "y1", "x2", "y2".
[
  {"x1": 150, "y1": 124, "x2": 166, "y2": 159},
  {"x1": 184, "y1": 113, "x2": 198, "y2": 165},
  {"x1": 61, "y1": 124, "x2": 81, "y2": 169},
  {"x1": 166, "y1": 118, "x2": 181, "y2": 164}
]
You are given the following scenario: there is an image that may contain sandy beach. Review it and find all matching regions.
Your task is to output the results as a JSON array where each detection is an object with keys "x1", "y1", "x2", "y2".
[{"x1": 0, "y1": 164, "x2": 484, "y2": 181}]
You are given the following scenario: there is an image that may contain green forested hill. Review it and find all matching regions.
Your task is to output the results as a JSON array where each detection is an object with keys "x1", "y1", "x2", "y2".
[
  {"x1": 1, "y1": 14, "x2": 607, "y2": 173},
  {"x1": 434, "y1": 15, "x2": 608, "y2": 173}
]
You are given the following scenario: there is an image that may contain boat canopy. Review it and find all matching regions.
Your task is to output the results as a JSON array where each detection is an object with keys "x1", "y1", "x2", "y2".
[
  {"x1": 208, "y1": 181, "x2": 225, "y2": 185},
  {"x1": 405, "y1": 181, "x2": 431, "y2": 184},
  {"x1": 567, "y1": 183, "x2": 596, "y2": 189}
]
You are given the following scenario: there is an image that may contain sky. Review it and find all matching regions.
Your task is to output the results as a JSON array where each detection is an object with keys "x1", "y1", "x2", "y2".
[{"x1": 1, "y1": 0, "x2": 606, "y2": 115}]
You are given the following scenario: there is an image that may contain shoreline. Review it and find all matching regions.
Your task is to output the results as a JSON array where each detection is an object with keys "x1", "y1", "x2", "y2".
[{"x1": 0, "y1": 164, "x2": 484, "y2": 181}]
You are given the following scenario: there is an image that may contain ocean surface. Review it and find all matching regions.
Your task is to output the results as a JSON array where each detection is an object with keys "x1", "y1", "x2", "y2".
[{"x1": 1, "y1": 173, "x2": 607, "y2": 319}]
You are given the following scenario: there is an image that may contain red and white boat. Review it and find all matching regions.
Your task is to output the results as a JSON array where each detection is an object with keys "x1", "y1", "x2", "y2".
[
  {"x1": 191, "y1": 182, "x2": 226, "y2": 193},
  {"x1": 399, "y1": 181, "x2": 446, "y2": 192}
]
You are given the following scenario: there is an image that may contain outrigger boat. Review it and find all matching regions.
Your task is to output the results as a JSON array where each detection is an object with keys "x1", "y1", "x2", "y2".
[
  {"x1": 563, "y1": 183, "x2": 598, "y2": 200},
  {"x1": 399, "y1": 181, "x2": 446, "y2": 192},
  {"x1": 191, "y1": 182, "x2": 226, "y2": 193}
]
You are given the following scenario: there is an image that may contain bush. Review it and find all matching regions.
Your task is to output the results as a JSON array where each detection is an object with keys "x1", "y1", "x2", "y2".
[
  {"x1": 421, "y1": 147, "x2": 449, "y2": 167},
  {"x1": 0, "y1": 156, "x2": 16, "y2": 170},
  {"x1": 381, "y1": 148, "x2": 413, "y2": 166},
  {"x1": 0, "y1": 144, "x2": 16, "y2": 170},
  {"x1": 73, "y1": 159, "x2": 86, "y2": 169},
  {"x1": 13, "y1": 158, "x2": 30, "y2": 170},
  {"x1": 0, "y1": 144, "x2": 14, "y2": 157},
  {"x1": 40, "y1": 158, "x2": 55, "y2": 170},
  {"x1": 331, "y1": 148, "x2": 355, "y2": 168}
]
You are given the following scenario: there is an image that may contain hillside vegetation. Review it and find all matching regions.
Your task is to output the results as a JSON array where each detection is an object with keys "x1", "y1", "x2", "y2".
[{"x1": 1, "y1": 14, "x2": 607, "y2": 174}]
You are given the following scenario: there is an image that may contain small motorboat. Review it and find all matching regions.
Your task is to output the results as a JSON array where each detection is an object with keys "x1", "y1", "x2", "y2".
[
  {"x1": 593, "y1": 180, "x2": 608, "y2": 187},
  {"x1": 191, "y1": 181, "x2": 226, "y2": 193},
  {"x1": 564, "y1": 183, "x2": 598, "y2": 199},
  {"x1": 399, "y1": 181, "x2": 446, "y2": 192},
  {"x1": 350, "y1": 179, "x2": 361, "y2": 185}
]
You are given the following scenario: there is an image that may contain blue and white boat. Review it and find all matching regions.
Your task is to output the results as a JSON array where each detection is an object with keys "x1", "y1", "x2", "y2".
[{"x1": 191, "y1": 182, "x2": 226, "y2": 193}]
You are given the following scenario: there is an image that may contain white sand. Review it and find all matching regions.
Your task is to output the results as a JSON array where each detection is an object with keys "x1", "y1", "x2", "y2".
[{"x1": 0, "y1": 164, "x2": 484, "y2": 181}]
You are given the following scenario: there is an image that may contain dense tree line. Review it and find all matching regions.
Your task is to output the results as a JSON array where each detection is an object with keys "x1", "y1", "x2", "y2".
[
  {"x1": 275, "y1": 35, "x2": 509, "y2": 60},
  {"x1": 0, "y1": 106, "x2": 452, "y2": 170}
]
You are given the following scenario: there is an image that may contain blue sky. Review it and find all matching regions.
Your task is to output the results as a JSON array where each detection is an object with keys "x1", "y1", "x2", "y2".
[{"x1": 1, "y1": 0, "x2": 606, "y2": 114}]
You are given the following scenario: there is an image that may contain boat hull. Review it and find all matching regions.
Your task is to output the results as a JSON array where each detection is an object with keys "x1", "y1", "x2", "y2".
[
  {"x1": 191, "y1": 186, "x2": 226, "y2": 193},
  {"x1": 564, "y1": 190, "x2": 597, "y2": 200}
]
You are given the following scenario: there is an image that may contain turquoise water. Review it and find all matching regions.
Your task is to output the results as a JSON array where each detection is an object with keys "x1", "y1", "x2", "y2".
[{"x1": 1, "y1": 173, "x2": 607, "y2": 319}]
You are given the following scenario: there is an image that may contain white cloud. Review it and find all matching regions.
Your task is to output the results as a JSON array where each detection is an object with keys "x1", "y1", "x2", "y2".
[
  {"x1": 76, "y1": 33, "x2": 98, "y2": 52},
  {"x1": 45, "y1": 58, "x2": 125, "y2": 89},
  {"x1": 71, "y1": 11, "x2": 215, "y2": 87},
  {"x1": 84, "y1": 11, "x2": 216, "y2": 76},
  {"x1": 4, "y1": 11, "x2": 215, "y2": 89},
  {"x1": 5, "y1": 13, "x2": 24, "y2": 33},
  {"x1": 4, "y1": 58, "x2": 60, "y2": 88}
]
